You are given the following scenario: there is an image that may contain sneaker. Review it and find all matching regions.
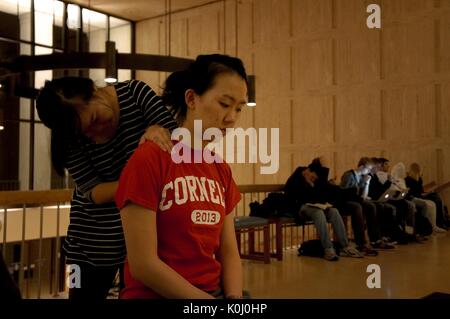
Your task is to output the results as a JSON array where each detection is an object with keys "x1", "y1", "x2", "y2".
[
  {"x1": 433, "y1": 226, "x2": 447, "y2": 233},
  {"x1": 324, "y1": 247, "x2": 339, "y2": 261},
  {"x1": 372, "y1": 239, "x2": 395, "y2": 249},
  {"x1": 414, "y1": 234, "x2": 427, "y2": 243},
  {"x1": 341, "y1": 246, "x2": 364, "y2": 258},
  {"x1": 358, "y1": 245, "x2": 379, "y2": 256},
  {"x1": 381, "y1": 236, "x2": 396, "y2": 244}
]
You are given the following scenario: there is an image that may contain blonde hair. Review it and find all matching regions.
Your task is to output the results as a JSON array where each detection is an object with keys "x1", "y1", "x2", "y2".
[{"x1": 407, "y1": 163, "x2": 421, "y2": 180}]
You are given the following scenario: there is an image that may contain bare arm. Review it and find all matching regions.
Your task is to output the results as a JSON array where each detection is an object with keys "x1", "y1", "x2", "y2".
[
  {"x1": 89, "y1": 182, "x2": 118, "y2": 204},
  {"x1": 216, "y1": 213, "x2": 243, "y2": 299},
  {"x1": 121, "y1": 203, "x2": 214, "y2": 299}
]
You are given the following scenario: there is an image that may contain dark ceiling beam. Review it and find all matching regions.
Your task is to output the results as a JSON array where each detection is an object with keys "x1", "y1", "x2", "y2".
[{"x1": 0, "y1": 53, "x2": 193, "y2": 74}]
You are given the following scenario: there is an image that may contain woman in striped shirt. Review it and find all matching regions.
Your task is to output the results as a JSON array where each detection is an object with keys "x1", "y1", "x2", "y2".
[{"x1": 36, "y1": 78, "x2": 177, "y2": 300}]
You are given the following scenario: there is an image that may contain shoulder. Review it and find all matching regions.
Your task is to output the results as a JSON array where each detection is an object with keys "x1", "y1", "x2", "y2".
[
  {"x1": 212, "y1": 159, "x2": 233, "y2": 180},
  {"x1": 128, "y1": 141, "x2": 168, "y2": 167},
  {"x1": 342, "y1": 170, "x2": 353, "y2": 177},
  {"x1": 116, "y1": 80, "x2": 153, "y2": 94},
  {"x1": 128, "y1": 80, "x2": 154, "y2": 93}
]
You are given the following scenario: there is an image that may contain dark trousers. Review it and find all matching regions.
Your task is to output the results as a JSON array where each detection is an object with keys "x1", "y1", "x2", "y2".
[
  {"x1": 343, "y1": 201, "x2": 381, "y2": 246},
  {"x1": 68, "y1": 263, "x2": 122, "y2": 301},
  {"x1": 374, "y1": 202, "x2": 397, "y2": 238},
  {"x1": 341, "y1": 201, "x2": 366, "y2": 247}
]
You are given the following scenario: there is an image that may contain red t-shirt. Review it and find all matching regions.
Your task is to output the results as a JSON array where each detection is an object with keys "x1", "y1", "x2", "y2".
[{"x1": 115, "y1": 141, "x2": 241, "y2": 298}]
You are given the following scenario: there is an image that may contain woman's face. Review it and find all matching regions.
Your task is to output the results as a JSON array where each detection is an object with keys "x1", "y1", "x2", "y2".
[
  {"x1": 190, "y1": 73, "x2": 247, "y2": 136},
  {"x1": 73, "y1": 89, "x2": 117, "y2": 142}
]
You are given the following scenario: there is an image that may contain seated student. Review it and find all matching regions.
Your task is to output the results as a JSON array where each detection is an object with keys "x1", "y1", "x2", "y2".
[
  {"x1": 340, "y1": 157, "x2": 392, "y2": 252},
  {"x1": 284, "y1": 160, "x2": 364, "y2": 261},
  {"x1": 390, "y1": 162, "x2": 418, "y2": 228},
  {"x1": 115, "y1": 54, "x2": 247, "y2": 299},
  {"x1": 370, "y1": 158, "x2": 413, "y2": 244},
  {"x1": 405, "y1": 163, "x2": 447, "y2": 233},
  {"x1": 309, "y1": 157, "x2": 378, "y2": 256}
]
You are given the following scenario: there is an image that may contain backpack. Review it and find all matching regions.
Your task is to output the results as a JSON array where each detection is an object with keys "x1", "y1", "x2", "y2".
[
  {"x1": 297, "y1": 240, "x2": 341, "y2": 257},
  {"x1": 415, "y1": 213, "x2": 433, "y2": 236},
  {"x1": 249, "y1": 192, "x2": 294, "y2": 219}
]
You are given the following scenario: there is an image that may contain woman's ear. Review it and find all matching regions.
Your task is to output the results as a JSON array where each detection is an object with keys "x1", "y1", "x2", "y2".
[{"x1": 185, "y1": 89, "x2": 196, "y2": 110}]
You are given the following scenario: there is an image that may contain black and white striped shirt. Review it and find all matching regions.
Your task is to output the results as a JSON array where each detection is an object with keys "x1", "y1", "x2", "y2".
[{"x1": 63, "y1": 80, "x2": 177, "y2": 267}]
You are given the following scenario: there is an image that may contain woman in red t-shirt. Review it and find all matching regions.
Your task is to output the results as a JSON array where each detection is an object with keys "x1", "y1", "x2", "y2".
[{"x1": 115, "y1": 54, "x2": 248, "y2": 299}]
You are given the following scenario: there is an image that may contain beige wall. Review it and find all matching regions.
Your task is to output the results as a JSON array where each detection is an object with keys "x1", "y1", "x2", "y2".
[{"x1": 135, "y1": 0, "x2": 450, "y2": 203}]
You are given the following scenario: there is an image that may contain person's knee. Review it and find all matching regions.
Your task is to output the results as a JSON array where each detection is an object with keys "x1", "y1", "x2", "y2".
[
  {"x1": 327, "y1": 207, "x2": 340, "y2": 220},
  {"x1": 307, "y1": 208, "x2": 326, "y2": 223}
]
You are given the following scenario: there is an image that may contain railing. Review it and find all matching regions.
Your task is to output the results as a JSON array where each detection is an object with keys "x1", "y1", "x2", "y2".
[
  {"x1": 0, "y1": 189, "x2": 72, "y2": 299},
  {"x1": 4, "y1": 181, "x2": 409, "y2": 298},
  {"x1": 234, "y1": 184, "x2": 314, "y2": 258}
]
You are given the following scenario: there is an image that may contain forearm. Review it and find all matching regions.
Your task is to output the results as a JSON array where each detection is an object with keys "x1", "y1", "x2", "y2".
[
  {"x1": 220, "y1": 250, "x2": 243, "y2": 298},
  {"x1": 132, "y1": 259, "x2": 214, "y2": 299},
  {"x1": 90, "y1": 182, "x2": 118, "y2": 204},
  {"x1": 361, "y1": 184, "x2": 369, "y2": 199}
]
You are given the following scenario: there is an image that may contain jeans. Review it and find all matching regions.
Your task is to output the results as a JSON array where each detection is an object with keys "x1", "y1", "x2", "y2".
[
  {"x1": 299, "y1": 205, "x2": 348, "y2": 249},
  {"x1": 412, "y1": 197, "x2": 437, "y2": 228}
]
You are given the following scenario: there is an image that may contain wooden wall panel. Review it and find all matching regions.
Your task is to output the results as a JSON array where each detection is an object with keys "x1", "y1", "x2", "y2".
[
  {"x1": 169, "y1": 18, "x2": 188, "y2": 57},
  {"x1": 335, "y1": 0, "x2": 369, "y2": 30},
  {"x1": 441, "y1": 10, "x2": 450, "y2": 73},
  {"x1": 293, "y1": 39, "x2": 333, "y2": 90},
  {"x1": 292, "y1": 95, "x2": 333, "y2": 145},
  {"x1": 254, "y1": 96, "x2": 290, "y2": 142},
  {"x1": 335, "y1": 88, "x2": 381, "y2": 143},
  {"x1": 441, "y1": 82, "x2": 450, "y2": 139},
  {"x1": 187, "y1": 16, "x2": 202, "y2": 57},
  {"x1": 255, "y1": 47, "x2": 291, "y2": 96},
  {"x1": 253, "y1": 0, "x2": 291, "y2": 44},
  {"x1": 382, "y1": 19, "x2": 434, "y2": 78},
  {"x1": 236, "y1": 0, "x2": 253, "y2": 52},
  {"x1": 382, "y1": 0, "x2": 435, "y2": 22},
  {"x1": 384, "y1": 84, "x2": 435, "y2": 141},
  {"x1": 198, "y1": 5, "x2": 223, "y2": 53},
  {"x1": 135, "y1": 0, "x2": 450, "y2": 191},
  {"x1": 336, "y1": 32, "x2": 380, "y2": 84},
  {"x1": 292, "y1": 0, "x2": 332, "y2": 34},
  {"x1": 136, "y1": 18, "x2": 160, "y2": 54}
]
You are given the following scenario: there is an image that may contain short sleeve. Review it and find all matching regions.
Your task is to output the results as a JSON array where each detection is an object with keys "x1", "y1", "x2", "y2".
[
  {"x1": 221, "y1": 164, "x2": 241, "y2": 215},
  {"x1": 115, "y1": 142, "x2": 164, "y2": 211}
]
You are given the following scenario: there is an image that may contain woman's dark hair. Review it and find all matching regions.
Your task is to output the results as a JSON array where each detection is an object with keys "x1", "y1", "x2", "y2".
[
  {"x1": 162, "y1": 54, "x2": 248, "y2": 123},
  {"x1": 36, "y1": 77, "x2": 95, "y2": 175}
]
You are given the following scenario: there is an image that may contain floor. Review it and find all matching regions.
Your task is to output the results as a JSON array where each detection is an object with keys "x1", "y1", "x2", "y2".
[
  {"x1": 242, "y1": 231, "x2": 450, "y2": 299},
  {"x1": 37, "y1": 231, "x2": 450, "y2": 299}
]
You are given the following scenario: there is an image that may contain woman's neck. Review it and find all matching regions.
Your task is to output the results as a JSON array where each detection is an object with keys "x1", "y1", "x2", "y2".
[{"x1": 180, "y1": 121, "x2": 209, "y2": 149}]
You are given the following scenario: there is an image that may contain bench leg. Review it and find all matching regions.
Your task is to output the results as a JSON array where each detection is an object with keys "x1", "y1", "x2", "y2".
[
  {"x1": 263, "y1": 226, "x2": 270, "y2": 264},
  {"x1": 235, "y1": 232, "x2": 241, "y2": 255},
  {"x1": 248, "y1": 231, "x2": 255, "y2": 255},
  {"x1": 275, "y1": 221, "x2": 283, "y2": 261}
]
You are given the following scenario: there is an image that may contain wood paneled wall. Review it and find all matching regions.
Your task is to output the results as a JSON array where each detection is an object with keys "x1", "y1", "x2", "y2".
[{"x1": 135, "y1": 0, "x2": 450, "y2": 203}]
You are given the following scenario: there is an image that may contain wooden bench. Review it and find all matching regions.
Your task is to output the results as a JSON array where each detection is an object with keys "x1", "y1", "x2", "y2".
[
  {"x1": 234, "y1": 184, "x2": 312, "y2": 262},
  {"x1": 234, "y1": 216, "x2": 271, "y2": 264}
]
